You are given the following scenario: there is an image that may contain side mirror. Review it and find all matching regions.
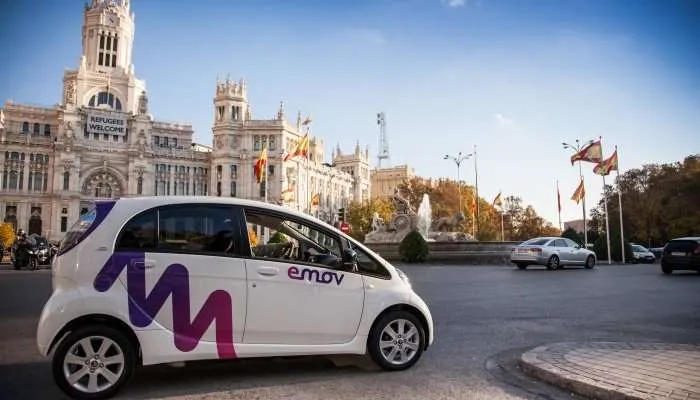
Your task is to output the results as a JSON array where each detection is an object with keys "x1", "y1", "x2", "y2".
[{"x1": 342, "y1": 248, "x2": 358, "y2": 263}]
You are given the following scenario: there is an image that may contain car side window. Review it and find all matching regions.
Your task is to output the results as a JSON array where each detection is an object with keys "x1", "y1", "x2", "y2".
[
  {"x1": 243, "y1": 209, "x2": 343, "y2": 269},
  {"x1": 115, "y1": 210, "x2": 157, "y2": 250},
  {"x1": 555, "y1": 239, "x2": 568, "y2": 247},
  {"x1": 564, "y1": 238, "x2": 579, "y2": 248},
  {"x1": 158, "y1": 205, "x2": 237, "y2": 255},
  {"x1": 351, "y1": 244, "x2": 390, "y2": 279}
]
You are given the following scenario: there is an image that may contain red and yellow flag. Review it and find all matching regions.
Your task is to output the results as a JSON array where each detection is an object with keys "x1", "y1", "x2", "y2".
[
  {"x1": 253, "y1": 146, "x2": 268, "y2": 183},
  {"x1": 593, "y1": 149, "x2": 619, "y2": 176},
  {"x1": 471, "y1": 197, "x2": 477, "y2": 216},
  {"x1": 492, "y1": 192, "x2": 502, "y2": 208},
  {"x1": 283, "y1": 134, "x2": 310, "y2": 162},
  {"x1": 570, "y1": 141, "x2": 603, "y2": 165},
  {"x1": 310, "y1": 193, "x2": 320, "y2": 208},
  {"x1": 571, "y1": 178, "x2": 585, "y2": 204}
]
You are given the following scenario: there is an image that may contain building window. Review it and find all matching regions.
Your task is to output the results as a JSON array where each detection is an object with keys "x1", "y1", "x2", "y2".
[
  {"x1": 268, "y1": 165, "x2": 275, "y2": 176},
  {"x1": 44, "y1": 124, "x2": 51, "y2": 137},
  {"x1": 88, "y1": 92, "x2": 122, "y2": 110},
  {"x1": 269, "y1": 136, "x2": 276, "y2": 151},
  {"x1": 230, "y1": 165, "x2": 237, "y2": 179},
  {"x1": 230, "y1": 181, "x2": 236, "y2": 197},
  {"x1": 254, "y1": 136, "x2": 261, "y2": 151},
  {"x1": 97, "y1": 32, "x2": 118, "y2": 67},
  {"x1": 63, "y1": 171, "x2": 70, "y2": 190},
  {"x1": 137, "y1": 177, "x2": 143, "y2": 195},
  {"x1": 21, "y1": 122, "x2": 29, "y2": 134},
  {"x1": 33, "y1": 123, "x2": 40, "y2": 135},
  {"x1": 60, "y1": 217, "x2": 68, "y2": 233},
  {"x1": 259, "y1": 179, "x2": 266, "y2": 198}
]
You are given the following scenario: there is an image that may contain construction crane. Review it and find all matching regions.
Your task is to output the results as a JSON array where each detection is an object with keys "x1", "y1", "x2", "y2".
[{"x1": 376, "y1": 111, "x2": 390, "y2": 168}]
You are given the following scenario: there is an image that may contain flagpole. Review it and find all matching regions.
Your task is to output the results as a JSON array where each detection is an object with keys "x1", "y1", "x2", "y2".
[
  {"x1": 556, "y1": 180, "x2": 562, "y2": 232},
  {"x1": 305, "y1": 128, "x2": 310, "y2": 215},
  {"x1": 616, "y1": 145, "x2": 626, "y2": 264},
  {"x1": 602, "y1": 174, "x2": 612, "y2": 265},
  {"x1": 263, "y1": 150, "x2": 269, "y2": 243}
]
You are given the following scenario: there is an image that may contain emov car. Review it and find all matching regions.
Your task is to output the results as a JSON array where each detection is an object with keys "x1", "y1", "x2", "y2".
[{"x1": 36, "y1": 197, "x2": 434, "y2": 399}]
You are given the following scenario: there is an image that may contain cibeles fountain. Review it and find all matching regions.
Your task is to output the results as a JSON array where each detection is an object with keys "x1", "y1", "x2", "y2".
[{"x1": 364, "y1": 191, "x2": 475, "y2": 243}]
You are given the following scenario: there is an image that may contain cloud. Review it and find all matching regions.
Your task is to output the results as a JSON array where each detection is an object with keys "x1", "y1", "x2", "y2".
[
  {"x1": 441, "y1": 0, "x2": 467, "y2": 7},
  {"x1": 494, "y1": 113, "x2": 516, "y2": 128}
]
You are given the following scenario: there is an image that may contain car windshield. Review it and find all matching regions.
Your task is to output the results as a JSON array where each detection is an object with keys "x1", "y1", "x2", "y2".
[
  {"x1": 632, "y1": 245, "x2": 648, "y2": 252},
  {"x1": 521, "y1": 238, "x2": 550, "y2": 246}
]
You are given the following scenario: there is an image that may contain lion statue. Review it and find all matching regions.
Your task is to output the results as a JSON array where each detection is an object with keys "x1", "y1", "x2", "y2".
[{"x1": 431, "y1": 212, "x2": 466, "y2": 232}]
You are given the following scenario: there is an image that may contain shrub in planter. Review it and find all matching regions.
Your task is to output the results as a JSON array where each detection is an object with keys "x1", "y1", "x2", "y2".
[{"x1": 399, "y1": 230, "x2": 429, "y2": 263}]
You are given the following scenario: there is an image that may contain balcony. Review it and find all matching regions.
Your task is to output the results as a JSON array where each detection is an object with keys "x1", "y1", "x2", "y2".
[{"x1": 2, "y1": 132, "x2": 54, "y2": 147}]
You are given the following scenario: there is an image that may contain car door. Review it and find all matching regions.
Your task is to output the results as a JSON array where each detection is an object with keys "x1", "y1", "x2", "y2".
[
  {"x1": 563, "y1": 238, "x2": 586, "y2": 264},
  {"x1": 554, "y1": 239, "x2": 572, "y2": 263},
  {"x1": 237, "y1": 206, "x2": 365, "y2": 346},
  {"x1": 102, "y1": 203, "x2": 247, "y2": 360}
]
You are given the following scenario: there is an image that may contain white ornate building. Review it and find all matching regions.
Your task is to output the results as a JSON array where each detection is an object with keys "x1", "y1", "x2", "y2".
[{"x1": 0, "y1": 0, "x2": 370, "y2": 241}]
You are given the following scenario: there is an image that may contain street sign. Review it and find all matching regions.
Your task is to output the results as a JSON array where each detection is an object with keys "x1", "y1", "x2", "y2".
[{"x1": 340, "y1": 222, "x2": 350, "y2": 234}]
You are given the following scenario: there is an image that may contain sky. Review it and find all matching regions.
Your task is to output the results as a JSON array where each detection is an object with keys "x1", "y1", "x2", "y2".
[{"x1": 2, "y1": 0, "x2": 699, "y2": 226}]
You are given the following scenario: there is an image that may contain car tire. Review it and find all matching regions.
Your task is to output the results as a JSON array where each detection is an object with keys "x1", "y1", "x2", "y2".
[
  {"x1": 546, "y1": 255, "x2": 560, "y2": 270},
  {"x1": 661, "y1": 265, "x2": 673, "y2": 275},
  {"x1": 516, "y1": 263, "x2": 527, "y2": 270},
  {"x1": 52, "y1": 325, "x2": 136, "y2": 400},
  {"x1": 584, "y1": 255, "x2": 595, "y2": 269},
  {"x1": 368, "y1": 310, "x2": 425, "y2": 371}
]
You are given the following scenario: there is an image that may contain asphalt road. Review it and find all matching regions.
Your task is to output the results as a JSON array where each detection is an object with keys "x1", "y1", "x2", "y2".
[{"x1": 1, "y1": 263, "x2": 698, "y2": 400}]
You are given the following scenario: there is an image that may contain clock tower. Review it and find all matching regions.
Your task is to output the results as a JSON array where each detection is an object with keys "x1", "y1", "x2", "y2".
[{"x1": 82, "y1": 0, "x2": 135, "y2": 74}]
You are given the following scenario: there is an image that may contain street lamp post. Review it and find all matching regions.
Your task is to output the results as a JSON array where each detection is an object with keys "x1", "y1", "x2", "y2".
[
  {"x1": 444, "y1": 151, "x2": 473, "y2": 221},
  {"x1": 562, "y1": 139, "x2": 595, "y2": 248}
]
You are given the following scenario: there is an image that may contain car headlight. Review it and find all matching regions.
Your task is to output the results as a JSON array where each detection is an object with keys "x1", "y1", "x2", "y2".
[{"x1": 396, "y1": 268, "x2": 411, "y2": 288}]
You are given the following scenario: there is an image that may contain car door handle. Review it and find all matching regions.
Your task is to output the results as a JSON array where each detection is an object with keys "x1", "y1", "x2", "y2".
[{"x1": 257, "y1": 267, "x2": 279, "y2": 276}]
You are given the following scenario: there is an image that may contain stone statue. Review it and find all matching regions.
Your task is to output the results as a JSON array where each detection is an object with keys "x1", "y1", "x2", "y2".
[
  {"x1": 392, "y1": 188, "x2": 414, "y2": 215},
  {"x1": 64, "y1": 80, "x2": 76, "y2": 105},
  {"x1": 369, "y1": 212, "x2": 385, "y2": 233},
  {"x1": 432, "y1": 212, "x2": 465, "y2": 233},
  {"x1": 138, "y1": 91, "x2": 148, "y2": 115}
]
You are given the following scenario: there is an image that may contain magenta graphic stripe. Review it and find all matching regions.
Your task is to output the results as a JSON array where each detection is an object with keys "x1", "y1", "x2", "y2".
[{"x1": 93, "y1": 252, "x2": 236, "y2": 359}]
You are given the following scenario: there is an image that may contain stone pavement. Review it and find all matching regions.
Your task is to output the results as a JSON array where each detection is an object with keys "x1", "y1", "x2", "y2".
[{"x1": 520, "y1": 342, "x2": 700, "y2": 400}]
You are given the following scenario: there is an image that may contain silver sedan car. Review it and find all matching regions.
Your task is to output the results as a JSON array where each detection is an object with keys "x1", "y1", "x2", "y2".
[{"x1": 510, "y1": 236, "x2": 597, "y2": 270}]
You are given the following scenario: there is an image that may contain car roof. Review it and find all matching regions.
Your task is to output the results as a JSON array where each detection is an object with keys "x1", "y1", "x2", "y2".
[
  {"x1": 669, "y1": 237, "x2": 700, "y2": 242},
  {"x1": 105, "y1": 196, "x2": 318, "y2": 221}
]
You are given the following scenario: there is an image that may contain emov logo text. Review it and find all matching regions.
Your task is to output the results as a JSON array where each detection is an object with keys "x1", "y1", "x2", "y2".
[
  {"x1": 93, "y1": 252, "x2": 236, "y2": 359},
  {"x1": 288, "y1": 266, "x2": 345, "y2": 285}
]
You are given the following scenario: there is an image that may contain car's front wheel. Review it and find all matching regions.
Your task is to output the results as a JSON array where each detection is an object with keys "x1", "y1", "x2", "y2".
[
  {"x1": 584, "y1": 255, "x2": 595, "y2": 269},
  {"x1": 52, "y1": 325, "x2": 136, "y2": 400},
  {"x1": 368, "y1": 310, "x2": 425, "y2": 371}
]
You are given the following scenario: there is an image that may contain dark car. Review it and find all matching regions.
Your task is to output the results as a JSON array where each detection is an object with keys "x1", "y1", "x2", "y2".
[{"x1": 660, "y1": 237, "x2": 700, "y2": 274}]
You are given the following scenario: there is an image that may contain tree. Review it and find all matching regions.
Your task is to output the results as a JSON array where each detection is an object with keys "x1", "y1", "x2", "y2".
[
  {"x1": 561, "y1": 227, "x2": 583, "y2": 244},
  {"x1": 591, "y1": 153, "x2": 700, "y2": 247},
  {"x1": 347, "y1": 197, "x2": 395, "y2": 242}
]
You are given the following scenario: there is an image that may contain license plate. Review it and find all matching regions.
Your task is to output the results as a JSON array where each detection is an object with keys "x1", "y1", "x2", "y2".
[
  {"x1": 518, "y1": 248, "x2": 528, "y2": 253},
  {"x1": 671, "y1": 252, "x2": 686, "y2": 256}
]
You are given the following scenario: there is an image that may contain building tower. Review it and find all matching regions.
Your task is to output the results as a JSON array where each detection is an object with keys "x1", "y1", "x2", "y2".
[{"x1": 211, "y1": 76, "x2": 249, "y2": 197}]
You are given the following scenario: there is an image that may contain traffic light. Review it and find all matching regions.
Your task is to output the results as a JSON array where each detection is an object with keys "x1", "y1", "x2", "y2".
[{"x1": 337, "y1": 207, "x2": 346, "y2": 222}]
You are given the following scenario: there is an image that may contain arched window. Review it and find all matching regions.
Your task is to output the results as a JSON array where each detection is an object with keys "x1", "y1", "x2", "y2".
[{"x1": 88, "y1": 92, "x2": 122, "y2": 111}]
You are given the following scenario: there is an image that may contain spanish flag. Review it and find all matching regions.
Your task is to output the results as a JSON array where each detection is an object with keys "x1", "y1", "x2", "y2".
[
  {"x1": 253, "y1": 146, "x2": 268, "y2": 183},
  {"x1": 471, "y1": 197, "x2": 477, "y2": 216},
  {"x1": 570, "y1": 141, "x2": 603, "y2": 165},
  {"x1": 283, "y1": 134, "x2": 310, "y2": 161},
  {"x1": 571, "y1": 178, "x2": 585, "y2": 205},
  {"x1": 492, "y1": 192, "x2": 502, "y2": 208},
  {"x1": 310, "y1": 193, "x2": 320, "y2": 209},
  {"x1": 593, "y1": 149, "x2": 618, "y2": 176}
]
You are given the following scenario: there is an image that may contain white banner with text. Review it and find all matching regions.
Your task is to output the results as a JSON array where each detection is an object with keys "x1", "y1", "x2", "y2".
[{"x1": 86, "y1": 112, "x2": 127, "y2": 136}]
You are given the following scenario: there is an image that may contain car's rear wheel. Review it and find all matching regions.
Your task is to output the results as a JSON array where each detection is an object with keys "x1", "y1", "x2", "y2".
[
  {"x1": 584, "y1": 255, "x2": 595, "y2": 269},
  {"x1": 516, "y1": 263, "x2": 527, "y2": 270},
  {"x1": 546, "y1": 255, "x2": 560, "y2": 270},
  {"x1": 368, "y1": 310, "x2": 425, "y2": 371},
  {"x1": 661, "y1": 264, "x2": 673, "y2": 275},
  {"x1": 52, "y1": 325, "x2": 136, "y2": 400}
]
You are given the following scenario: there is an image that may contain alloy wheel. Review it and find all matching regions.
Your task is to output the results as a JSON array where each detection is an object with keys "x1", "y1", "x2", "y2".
[
  {"x1": 379, "y1": 318, "x2": 420, "y2": 366},
  {"x1": 62, "y1": 336, "x2": 125, "y2": 394}
]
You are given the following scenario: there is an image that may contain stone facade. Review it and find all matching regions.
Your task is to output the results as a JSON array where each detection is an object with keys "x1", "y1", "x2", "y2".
[
  {"x1": 370, "y1": 164, "x2": 415, "y2": 199},
  {"x1": 0, "y1": 0, "x2": 369, "y2": 241}
]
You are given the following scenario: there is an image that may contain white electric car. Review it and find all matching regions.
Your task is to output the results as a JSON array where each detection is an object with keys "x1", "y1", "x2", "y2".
[{"x1": 37, "y1": 197, "x2": 434, "y2": 399}]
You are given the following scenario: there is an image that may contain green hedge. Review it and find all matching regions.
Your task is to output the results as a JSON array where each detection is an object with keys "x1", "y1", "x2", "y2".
[{"x1": 399, "y1": 230, "x2": 429, "y2": 263}]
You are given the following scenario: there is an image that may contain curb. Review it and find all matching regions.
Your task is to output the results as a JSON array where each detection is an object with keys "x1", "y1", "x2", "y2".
[{"x1": 519, "y1": 344, "x2": 649, "y2": 400}]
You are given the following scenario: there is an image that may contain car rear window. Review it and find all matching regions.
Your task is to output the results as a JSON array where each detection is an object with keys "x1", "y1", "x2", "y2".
[
  {"x1": 665, "y1": 240, "x2": 699, "y2": 254},
  {"x1": 521, "y1": 238, "x2": 550, "y2": 246}
]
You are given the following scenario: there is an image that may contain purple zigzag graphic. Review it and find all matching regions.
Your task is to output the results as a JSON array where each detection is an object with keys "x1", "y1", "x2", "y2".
[{"x1": 94, "y1": 252, "x2": 236, "y2": 359}]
